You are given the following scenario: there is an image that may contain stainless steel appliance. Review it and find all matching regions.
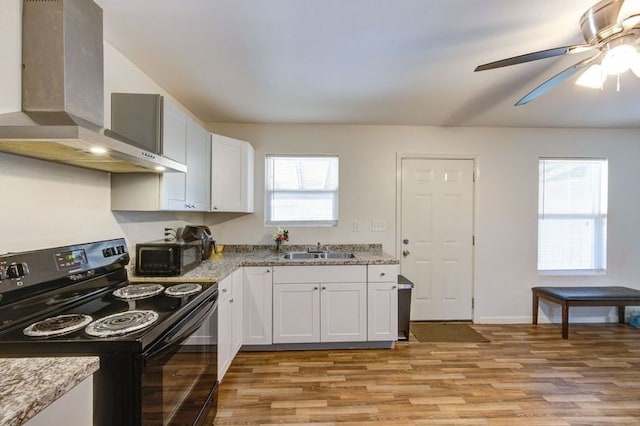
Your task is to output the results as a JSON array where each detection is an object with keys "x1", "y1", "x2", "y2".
[
  {"x1": 0, "y1": 239, "x2": 218, "y2": 425},
  {"x1": 135, "y1": 239, "x2": 203, "y2": 277},
  {"x1": 0, "y1": 0, "x2": 186, "y2": 174},
  {"x1": 181, "y1": 225, "x2": 216, "y2": 259}
]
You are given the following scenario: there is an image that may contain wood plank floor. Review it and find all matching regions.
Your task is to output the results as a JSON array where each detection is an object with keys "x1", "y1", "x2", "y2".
[{"x1": 211, "y1": 324, "x2": 640, "y2": 425}]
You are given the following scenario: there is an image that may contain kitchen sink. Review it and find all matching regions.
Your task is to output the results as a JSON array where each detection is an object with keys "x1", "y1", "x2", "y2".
[{"x1": 280, "y1": 251, "x2": 355, "y2": 260}]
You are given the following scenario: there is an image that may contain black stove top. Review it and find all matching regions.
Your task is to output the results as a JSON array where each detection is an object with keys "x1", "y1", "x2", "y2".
[{"x1": 0, "y1": 238, "x2": 217, "y2": 355}]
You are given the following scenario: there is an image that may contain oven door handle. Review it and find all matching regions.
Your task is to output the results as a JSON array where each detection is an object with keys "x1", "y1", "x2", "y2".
[{"x1": 143, "y1": 293, "x2": 218, "y2": 361}]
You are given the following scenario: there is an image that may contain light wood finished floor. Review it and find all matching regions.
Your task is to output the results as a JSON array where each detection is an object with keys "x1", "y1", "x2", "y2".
[{"x1": 212, "y1": 324, "x2": 640, "y2": 425}]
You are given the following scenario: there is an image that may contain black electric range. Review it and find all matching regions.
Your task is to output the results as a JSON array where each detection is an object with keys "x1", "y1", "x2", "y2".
[{"x1": 0, "y1": 238, "x2": 219, "y2": 425}]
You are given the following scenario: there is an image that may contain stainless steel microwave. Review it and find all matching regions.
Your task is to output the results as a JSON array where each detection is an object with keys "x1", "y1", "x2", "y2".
[{"x1": 135, "y1": 240, "x2": 202, "y2": 276}]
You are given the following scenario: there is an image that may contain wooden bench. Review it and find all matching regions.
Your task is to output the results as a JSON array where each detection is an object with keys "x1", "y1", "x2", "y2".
[{"x1": 532, "y1": 286, "x2": 640, "y2": 339}]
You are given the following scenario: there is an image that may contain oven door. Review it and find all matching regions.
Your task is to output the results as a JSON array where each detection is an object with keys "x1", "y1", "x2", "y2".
[{"x1": 141, "y1": 292, "x2": 218, "y2": 425}]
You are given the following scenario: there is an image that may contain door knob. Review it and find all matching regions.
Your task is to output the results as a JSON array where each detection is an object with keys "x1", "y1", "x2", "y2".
[
  {"x1": 403, "y1": 239, "x2": 409, "y2": 245},
  {"x1": 402, "y1": 249, "x2": 410, "y2": 257}
]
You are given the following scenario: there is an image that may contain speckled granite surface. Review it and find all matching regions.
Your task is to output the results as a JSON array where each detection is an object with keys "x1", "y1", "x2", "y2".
[
  {"x1": 129, "y1": 245, "x2": 398, "y2": 283},
  {"x1": 0, "y1": 356, "x2": 99, "y2": 426}
]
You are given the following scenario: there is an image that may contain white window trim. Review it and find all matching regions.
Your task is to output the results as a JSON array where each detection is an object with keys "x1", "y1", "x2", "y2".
[
  {"x1": 537, "y1": 157, "x2": 608, "y2": 274},
  {"x1": 265, "y1": 154, "x2": 339, "y2": 227}
]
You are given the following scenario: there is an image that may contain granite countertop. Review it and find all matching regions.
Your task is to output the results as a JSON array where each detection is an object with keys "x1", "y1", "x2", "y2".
[
  {"x1": 129, "y1": 244, "x2": 399, "y2": 283},
  {"x1": 0, "y1": 356, "x2": 99, "y2": 426}
]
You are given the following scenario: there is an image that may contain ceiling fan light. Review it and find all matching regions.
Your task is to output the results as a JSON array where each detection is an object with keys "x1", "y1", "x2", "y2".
[
  {"x1": 602, "y1": 43, "x2": 638, "y2": 75},
  {"x1": 576, "y1": 64, "x2": 607, "y2": 88}
]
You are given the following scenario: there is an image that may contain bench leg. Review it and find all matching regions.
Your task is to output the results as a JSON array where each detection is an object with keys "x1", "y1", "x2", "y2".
[
  {"x1": 562, "y1": 303, "x2": 569, "y2": 339},
  {"x1": 618, "y1": 306, "x2": 626, "y2": 324},
  {"x1": 532, "y1": 291, "x2": 539, "y2": 324}
]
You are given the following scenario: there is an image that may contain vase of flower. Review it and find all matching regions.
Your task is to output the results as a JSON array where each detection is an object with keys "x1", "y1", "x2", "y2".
[{"x1": 273, "y1": 228, "x2": 289, "y2": 252}]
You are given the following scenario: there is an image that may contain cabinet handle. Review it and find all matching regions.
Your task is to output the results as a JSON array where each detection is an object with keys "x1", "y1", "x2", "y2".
[
  {"x1": 392, "y1": 285, "x2": 397, "y2": 289},
  {"x1": 380, "y1": 272, "x2": 386, "y2": 277},
  {"x1": 222, "y1": 288, "x2": 227, "y2": 292},
  {"x1": 266, "y1": 269, "x2": 270, "y2": 273},
  {"x1": 314, "y1": 286, "x2": 318, "y2": 290},
  {"x1": 213, "y1": 206, "x2": 218, "y2": 210},
  {"x1": 321, "y1": 286, "x2": 326, "y2": 290},
  {"x1": 230, "y1": 298, "x2": 234, "y2": 303}
]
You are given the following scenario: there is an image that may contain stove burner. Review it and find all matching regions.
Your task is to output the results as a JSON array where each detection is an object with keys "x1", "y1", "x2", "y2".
[
  {"x1": 113, "y1": 284, "x2": 164, "y2": 300},
  {"x1": 24, "y1": 314, "x2": 93, "y2": 337},
  {"x1": 85, "y1": 310, "x2": 159, "y2": 337},
  {"x1": 165, "y1": 283, "x2": 202, "y2": 297}
]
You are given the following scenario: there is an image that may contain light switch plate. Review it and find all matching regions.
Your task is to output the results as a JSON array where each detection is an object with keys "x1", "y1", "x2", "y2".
[
  {"x1": 353, "y1": 220, "x2": 362, "y2": 232},
  {"x1": 371, "y1": 220, "x2": 387, "y2": 232}
]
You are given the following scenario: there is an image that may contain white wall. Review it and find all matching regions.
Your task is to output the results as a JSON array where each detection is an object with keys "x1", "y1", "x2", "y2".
[{"x1": 207, "y1": 123, "x2": 640, "y2": 324}]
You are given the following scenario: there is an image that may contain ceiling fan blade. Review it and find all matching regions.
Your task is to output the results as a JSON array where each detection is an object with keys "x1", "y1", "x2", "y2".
[
  {"x1": 474, "y1": 45, "x2": 592, "y2": 72},
  {"x1": 515, "y1": 54, "x2": 602, "y2": 106}
]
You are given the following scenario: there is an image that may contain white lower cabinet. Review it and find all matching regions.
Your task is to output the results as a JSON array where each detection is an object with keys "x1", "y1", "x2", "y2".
[
  {"x1": 26, "y1": 375, "x2": 92, "y2": 426},
  {"x1": 320, "y1": 282, "x2": 367, "y2": 342},
  {"x1": 242, "y1": 266, "x2": 273, "y2": 345},
  {"x1": 217, "y1": 274, "x2": 232, "y2": 380},
  {"x1": 273, "y1": 283, "x2": 320, "y2": 343},
  {"x1": 218, "y1": 268, "x2": 244, "y2": 381},
  {"x1": 367, "y1": 282, "x2": 398, "y2": 341},
  {"x1": 272, "y1": 266, "x2": 367, "y2": 344},
  {"x1": 367, "y1": 265, "x2": 399, "y2": 341},
  {"x1": 231, "y1": 268, "x2": 244, "y2": 355}
]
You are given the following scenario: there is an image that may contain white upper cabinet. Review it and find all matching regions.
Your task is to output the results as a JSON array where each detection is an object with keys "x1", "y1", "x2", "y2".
[
  {"x1": 110, "y1": 95, "x2": 211, "y2": 211},
  {"x1": 184, "y1": 117, "x2": 211, "y2": 210},
  {"x1": 210, "y1": 134, "x2": 254, "y2": 213}
]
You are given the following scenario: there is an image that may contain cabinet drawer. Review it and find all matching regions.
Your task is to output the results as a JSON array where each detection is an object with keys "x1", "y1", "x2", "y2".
[
  {"x1": 273, "y1": 265, "x2": 366, "y2": 284},
  {"x1": 367, "y1": 264, "x2": 399, "y2": 282}
]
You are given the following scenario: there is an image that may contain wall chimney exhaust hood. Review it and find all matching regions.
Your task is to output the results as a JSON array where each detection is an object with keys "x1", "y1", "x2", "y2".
[{"x1": 0, "y1": 0, "x2": 187, "y2": 174}]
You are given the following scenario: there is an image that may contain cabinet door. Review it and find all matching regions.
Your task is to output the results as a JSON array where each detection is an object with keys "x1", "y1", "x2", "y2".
[
  {"x1": 211, "y1": 134, "x2": 254, "y2": 212},
  {"x1": 218, "y1": 296, "x2": 232, "y2": 381},
  {"x1": 162, "y1": 99, "x2": 188, "y2": 163},
  {"x1": 185, "y1": 118, "x2": 211, "y2": 211},
  {"x1": 367, "y1": 282, "x2": 398, "y2": 341},
  {"x1": 161, "y1": 100, "x2": 188, "y2": 209},
  {"x1": 242, "y1": 267, "x2": 273, "y2": 345},
  {"x1": 321, "y1": 282, "x2": 367, "y2": 342},
  {"x1": 231, "y1": 268, "x2": 243, "y2": 356},
  {"x1": 273, "y1": 283, "x2": 320, "y2": 344}
]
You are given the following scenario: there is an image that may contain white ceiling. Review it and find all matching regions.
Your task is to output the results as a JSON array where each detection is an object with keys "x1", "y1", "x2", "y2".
[{"x1": 96, "y1": 0, "x2": 640, "y2": 128}]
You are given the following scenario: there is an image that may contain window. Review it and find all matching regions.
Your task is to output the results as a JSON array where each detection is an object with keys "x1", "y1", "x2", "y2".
[
  {"x1": 265, "y1": 155, "x2": 339, "y2": 226},
  {"x1": 538, "y1": 158, "x2": 608, "y2": 273}
]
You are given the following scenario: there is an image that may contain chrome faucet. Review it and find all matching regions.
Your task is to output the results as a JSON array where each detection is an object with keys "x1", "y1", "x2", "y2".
[{"x1": 308, "y1": 242, "x2": 326, "y2": 253}]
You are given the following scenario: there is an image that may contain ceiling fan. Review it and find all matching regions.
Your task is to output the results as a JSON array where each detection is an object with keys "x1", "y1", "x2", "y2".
[{"x1": 475, "y1": 0, "x2": 640, "y2": 105}]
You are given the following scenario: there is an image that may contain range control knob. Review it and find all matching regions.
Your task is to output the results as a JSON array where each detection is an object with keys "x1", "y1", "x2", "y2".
[
  {"x1": 6, "y1": 262, "x2": 29, "y2": 279},
  {"x1": 0, "y1": 265, "x2": 7, "y2": 281}
]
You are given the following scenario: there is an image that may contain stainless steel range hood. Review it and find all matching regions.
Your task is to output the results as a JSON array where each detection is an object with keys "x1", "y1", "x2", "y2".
[{"x1": 0, "y1": 0, "x2": 187, "y2": 174}]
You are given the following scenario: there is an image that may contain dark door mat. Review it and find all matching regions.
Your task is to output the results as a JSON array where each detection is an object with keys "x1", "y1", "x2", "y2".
[{"x1": 410, "y1": 322, "x2": 489, "y2": 343}]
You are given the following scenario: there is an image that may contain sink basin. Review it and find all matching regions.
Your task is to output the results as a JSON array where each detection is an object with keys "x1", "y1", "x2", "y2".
[{"x1": 280, "y1": 251, "x2": 355, "y2": 260}]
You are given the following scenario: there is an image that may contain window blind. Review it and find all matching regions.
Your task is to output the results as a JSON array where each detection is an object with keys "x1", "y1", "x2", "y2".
[
  {"x1": 265, "y1": 155, "x2": 339, "y2": 226},
  {"x1": 538, "y1": 158, "x2": 608, "y2": 272}
]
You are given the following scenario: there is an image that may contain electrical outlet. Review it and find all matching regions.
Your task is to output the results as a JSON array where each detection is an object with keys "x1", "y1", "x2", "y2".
[
  {"x1": 371, "y1": 220, "x2": 387, "y2": 232},
  {"x1": 353, "y1": 220, "x2": 362, "y2": 232}
]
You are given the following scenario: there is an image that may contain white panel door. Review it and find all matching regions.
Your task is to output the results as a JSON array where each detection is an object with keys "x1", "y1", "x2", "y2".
[
  {"x1": 401, "y1": 158, "x2": 474, "y2": 320},
  {"x1": 320, "y1": 283, "x2": 367, "y2": 342}
]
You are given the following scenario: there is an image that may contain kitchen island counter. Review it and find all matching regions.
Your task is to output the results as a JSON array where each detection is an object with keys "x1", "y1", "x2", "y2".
[
  {"x1": 128, "y1": 244, "x2": 399, "y2": 284},
  {"x1": 0, "y1": 356, "x2": 99, "y2": 425}
]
